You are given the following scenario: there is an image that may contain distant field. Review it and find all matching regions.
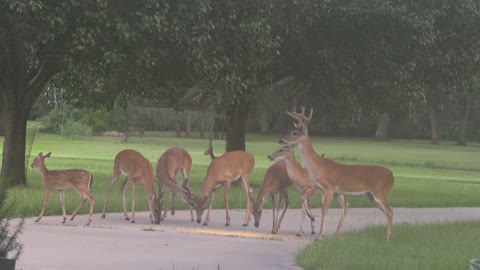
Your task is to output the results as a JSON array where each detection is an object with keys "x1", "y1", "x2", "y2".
[{"x1": 1, "y1": 127, "x2": 480, "y2": 217}]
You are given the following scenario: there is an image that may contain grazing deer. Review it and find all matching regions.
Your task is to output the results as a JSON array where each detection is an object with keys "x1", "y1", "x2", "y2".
[
  {"x1": 252, "y1": 161, "x2": 292, "y2": 234},
  {"x1": 267, "y1": 146, "x2": 348, "y2": 236},
  {"x1": 280, "y1": 107, "x2": 394, "y2": 240},
  {"x1": 31, "y1": 152, "x2": 95, "y2": 225},
  {"x1": 101, "y1": 149, "x2": 162, "y2": 224},
  {"x1": 156, "y1": 147, "x2": 196, "y2": 221},
  {"x1": 194, "y1": 151, "x2": 254, "y2": 226}
]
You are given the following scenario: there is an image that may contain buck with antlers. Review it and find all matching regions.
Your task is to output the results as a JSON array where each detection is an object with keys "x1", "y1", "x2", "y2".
[
  {"x1": 31, "y1": 152, "x2": 95, "y2": 225},
  {"x1": 156, "y1": 147, "x2": 196, "y2": 221},
  {"x1": 101, "y1": 149, "x2": 162, "y2": 224},
  {"x1": 194, "y1": 150, "x2": 254, "y2": 226},
  {"x1": 266, "y1": 146, "x2": 348, "y2": 236},
  {"x1": 280, "y1": 107, "x2": 394, "y2": 240}
]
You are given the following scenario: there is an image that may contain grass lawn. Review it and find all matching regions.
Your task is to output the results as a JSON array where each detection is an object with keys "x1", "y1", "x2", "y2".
[
  {"x1": 296, "y1": 221, "x2": 480, "y2": 270},
  {"x1": 1, "y1": 126, "x2": 480, "y2": 217}
]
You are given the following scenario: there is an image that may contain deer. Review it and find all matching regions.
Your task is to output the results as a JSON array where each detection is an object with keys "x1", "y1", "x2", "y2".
[
  {"x1": 267, "y1": 146, "x2": 348, "y2": 236},
  {"x1": 156, "y1": 147, "x2": 196, "y2": 222},
  {"x1": 194, "y1": 150, "x2": 254, "y2": 227},
  {"x1": 31, "y1": 152, "x2": 95, "y2": 225},
  {"x1": 279, "y1": 107, "x2": 394, "y2": 240},
  {"x1": 101, "y1": 149, "x2": 162, "y2": 224}
]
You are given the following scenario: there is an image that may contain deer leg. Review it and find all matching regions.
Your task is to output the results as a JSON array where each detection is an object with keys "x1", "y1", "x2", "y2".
[
  {"x1": 59, "y1": 191, "x2": 67, "y2": 223},
  {"x1": 120, "y1": 177, "x2": 130, "y2": 221},
  {"x1": 297, "y1": 198, "x2": 306, "y2": 237},
  {"x1": 334, "y1": 194, "x2": 348, "y2": 234},
  {"x1": 203, "y1": 191, "x2": 215, "y2": 226},
  {"x1": 130, "y1": 181, "x2": 136, "y2": 223},
  {"x1": 102, "y1": 173, "x2": 120, "y2": 219},
  {"x1": 239, "y1": 178, "x2": 252, "y2": 226},
  {"x1": 35, "y1": 189, "x2": 52, "y2": 223},
  {"x1": 307, "y1": 198, "x2": 316, "y2": 235},
  {"x1": 224, "y1": 182, "x2": 231, "y2": 226},
  {"x1": 319, "y1": 189, "x2": 334, "y2": 239},
  {"x1": 170, "y1": 191, "x2": 176, "y2": 216},
  {"x1": 276, "y1": 190, "x2": 289, "y2": 233},
  {"x1": 301, "y1": 188, "x2": 317, "y2": 222},
  {"x1": 371, "y1": 194, "x2": 393, "y2": 241},
  {"x1": 270, "y1": 193, "x2": 277, "y2": 234},
  {"x1": 70, "y1": 196, "x2": 85, "y2": 222},
  {"x1": 181, "y1": 170, "x2": 195, "y2": 222},
  {"x1": 85, "y1": 192, "x2": 95, "y2": 225}
]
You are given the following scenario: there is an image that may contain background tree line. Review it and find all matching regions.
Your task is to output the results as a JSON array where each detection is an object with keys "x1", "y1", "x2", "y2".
[{"x1": 1, "y1": 0, "x2": 480, "y2": 186}]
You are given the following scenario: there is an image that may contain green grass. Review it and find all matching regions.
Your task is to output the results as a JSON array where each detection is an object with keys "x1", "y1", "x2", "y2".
[
  {"x1": 1, "y1": 126, "x2": 480, "y2": 217},
  {"x1": 296, "y1": 221, "x2": 480, "y2": 270}
]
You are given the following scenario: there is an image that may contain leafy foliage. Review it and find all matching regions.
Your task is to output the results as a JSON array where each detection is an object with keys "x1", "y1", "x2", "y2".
[{"x1": 0, "y1": 181, "x2": 23, "y2": 260}]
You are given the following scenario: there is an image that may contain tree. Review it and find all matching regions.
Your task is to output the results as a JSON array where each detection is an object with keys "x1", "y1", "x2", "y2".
[
  {"x1": 0, "y1": 0, "x2": 200, "y2": 185},
  {"x1": 185, "y1": 0, "x2": 279, "y2": 151}
]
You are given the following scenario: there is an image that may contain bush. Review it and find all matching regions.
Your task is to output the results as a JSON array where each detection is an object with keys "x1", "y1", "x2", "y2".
[
  {"x1": 60, "y1": 119, "x2": 94, "y2": 138},
  {"x1": 0, "y1": 181, "x2": 23, "y2": 260}
]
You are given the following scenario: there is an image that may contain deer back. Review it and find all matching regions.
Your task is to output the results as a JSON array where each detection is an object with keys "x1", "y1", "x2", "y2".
[{"x1": 200, "y1": 151, "x2": 254, "y2": 195}]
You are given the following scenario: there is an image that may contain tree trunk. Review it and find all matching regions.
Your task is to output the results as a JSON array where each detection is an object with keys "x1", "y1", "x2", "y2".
[
  {"x1": 428, "y1": 107, "x2": 439, "y2": 144},
  {"x1": 375, "y1": 113, "x2": 390, "y2": 141},
  {"x1": 457, "y1": 98, "x2": 471, "y2": 146},
  {"x1": 1, "y1": 109, "x2": 28, "y2": 186},
  {"x1": 225, "y1": 101, "x2": 249, "y2": 152}
]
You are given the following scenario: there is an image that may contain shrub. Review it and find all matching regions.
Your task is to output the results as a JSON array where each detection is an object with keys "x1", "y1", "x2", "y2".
[{"x1": 0, "y1": 181, "x2": 24, "y2": 260}]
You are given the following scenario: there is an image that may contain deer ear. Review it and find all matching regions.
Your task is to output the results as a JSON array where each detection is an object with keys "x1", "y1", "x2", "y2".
[
  {"x1": 44, "y1": 152, "x2": 52, "y2": 158},
  {"x1": 38, "y1": 152, "x2": 43, "y2": 157}
]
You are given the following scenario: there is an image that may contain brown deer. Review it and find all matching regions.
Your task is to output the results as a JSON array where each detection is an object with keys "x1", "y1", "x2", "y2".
[
  {"x1": 31, "y1": 152, "x2": 95, "y2": 225},
  {"x1": 267, "y1": 145, "x2": 348, "y2": 236},
  {"x1": 101, "y1": 149, "x2": 162, "y2": 224},
  {"x1": 280, "y1": 107, "x2": 394, "y2": 240},
  {"x1": 156, "y1": 147, "x2": 196, "y2": 221},
  {"x1": 251, "y1": 161, "x2": 293, "y2": 234},
  {"x1": 194, "y1": 151, "x2": 254, "y2": 226}
]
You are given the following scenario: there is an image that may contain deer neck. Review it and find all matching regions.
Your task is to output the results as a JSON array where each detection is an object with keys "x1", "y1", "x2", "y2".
[
  {"x1": 284, "y1": 154, "x2": 302, "y2": 179},
  {"x1": 38, "y1": 162, "x2": 50, "y2": 178},
  {"x1": 297, "y1": 136, "x2": 320, "y2": 174}
]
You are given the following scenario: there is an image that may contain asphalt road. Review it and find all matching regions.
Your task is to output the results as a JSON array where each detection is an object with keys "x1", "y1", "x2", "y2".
[{"x1": 16, "y1": 207, "x2": 480, "y2": 270}]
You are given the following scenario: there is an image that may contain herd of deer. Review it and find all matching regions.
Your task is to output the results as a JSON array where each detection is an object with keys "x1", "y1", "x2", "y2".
[{"x1": 31, "y1": 107, "x2": 394, "y2": 240}]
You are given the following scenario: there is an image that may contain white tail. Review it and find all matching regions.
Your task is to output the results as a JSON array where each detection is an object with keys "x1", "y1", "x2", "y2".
[
  {"x1": 194, "y1": 151, "x2": 254, "y2": 226},
  {"x1": 101, "y1": 149, "x2": 162, "y2": 224},
  {"x1": 156, "y1": 147, "x2": 196, "y2": 221},
  {"x1": 204, "y1": 138, "x2": 217, "y2": 160},
  {"x1": 280, "y1": 107, "x2": 394, "y2": 240},
  {"x1": 31, "y1": 152, "x2": 95, "y2": 225},
  {"x1": 268, "y1": 145, "x2": 348, "y2": 236}
]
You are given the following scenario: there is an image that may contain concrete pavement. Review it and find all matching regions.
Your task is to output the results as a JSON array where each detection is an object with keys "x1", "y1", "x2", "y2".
[{"x1": 16, "y1": 207, "x2": 480, "y2": 270}]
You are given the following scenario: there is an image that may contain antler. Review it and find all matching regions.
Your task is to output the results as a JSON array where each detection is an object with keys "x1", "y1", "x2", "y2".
[{"x1": 286, "y1": 106, "x2": 313, "y2": 127}]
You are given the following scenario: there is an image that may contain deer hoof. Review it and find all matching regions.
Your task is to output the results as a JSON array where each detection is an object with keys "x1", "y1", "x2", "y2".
[
  {"x1": 242, "y1": 223, "x2": 248, "y2": 227},
  {"x1": 225, "y1": 223, "x2": 230, "y2": 227},
  {"x1": 202, "y1": 222, "x2": 208, "y2": 226},
  {"x1": 131, "y1": 220, "x2": 135, "y2": 224},
  {"x1": 101, "y1": 214, "x2": 106, "y2": 219}
]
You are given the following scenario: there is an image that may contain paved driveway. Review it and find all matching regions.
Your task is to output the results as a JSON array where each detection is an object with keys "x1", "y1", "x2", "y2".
[{"x1": 17, "y1": 207, "x2": 480, "y2": 270}]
